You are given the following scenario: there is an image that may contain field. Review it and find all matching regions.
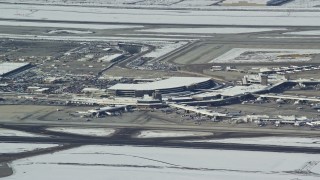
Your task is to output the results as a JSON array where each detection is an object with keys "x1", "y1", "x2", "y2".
[
  {"x1": 1, "y1": 4, "x2": 320, "y2": 26},
  {"x1": 210, "y1": 48, "x2": 320, "y2": 63},
  {"x1": 5, "y1": 145, "x2": 320, "y2": 180}
]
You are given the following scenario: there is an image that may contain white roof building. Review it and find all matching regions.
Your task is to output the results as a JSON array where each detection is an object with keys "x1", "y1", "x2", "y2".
[
  {"x1": 107, "y1": 77, "x2": 214, "y2": 97},
  {"x1": 0, "y1": 62, "x2": 30, "y2": 76}
]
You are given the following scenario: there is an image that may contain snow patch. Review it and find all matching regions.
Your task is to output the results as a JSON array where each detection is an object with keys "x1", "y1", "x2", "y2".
[
  {"x1": 0, "y1": 128, "x2": 47, "y2": 137},
  {"x1": 210, "y1": 48, "x2": 320, "y2": 63},
  {"x1": 0, "y1": 143, "x2": 59, "y2": 153},
  {"x1": 6, "y1": 145, "x2": 320, "y2": 180},
  {"x1": 1, "y1": 4, "x2": 320, "y2": 27},
  {"x1": 47, "y1": 29, "x2": 93, "y2": 34},
  {"x1": 139, "y1": 27, "x2": 286, "y2": 34},
  {"x1": 0, "y1": 33, "x2": 191, "y2": 42},
  {"x1": 46, "y1": 127, "x2": 115, "y2": 137},
  {"x1": 137, "y1": 130, "x2": 213, "y2": 138},
  {"x1": 0, "y1": 20, "x2": 143, "y2": 30},
  {"x1": 190, "y1": 136, "x2": 320, "y2": 148},
  {"x1": 143, "y1": 41, "x2": 188, "y2": 58},
  {"x1": 285, "y1": 30, "x2": 320, "y2": 35}
]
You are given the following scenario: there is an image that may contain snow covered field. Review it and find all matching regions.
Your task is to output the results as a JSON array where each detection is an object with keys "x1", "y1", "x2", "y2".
[
  {"x1": 137, "y1": 130, "x2": 213, "y2": 138},
  {"x1": 1, "y1": 4, "x2": 320, "y2": 26},
  {"x1": 0, "y1": 0, "x2": 212, "y2": 7},
  {"x1": 0, "y1": 20, "x2": 143, "y2": 30},
  {"x1": 47, "y1": 30, "x2": 93, "y2": 34},
  {"x1": 0, "y1": 33, "x2": 190, "y2": 59},
  {"x1": 222, "y1": 0, "x2": 269, "y2": 5},
  {"x1": 177, "y1": 0, "x2": 221, "y2": 6},
  {"x1": 284, "y1": 0, "x2": 320, "y2": 8},
  {"x1": 0, "y1": 33, "x2": 191, "y2": 42},
  {"x1": 0, "y1": 0, "x2": 246, "y2": 7},
  {"x1": 97, "y1": 54, "x2": 123, "y2": 63},
  {"x1": 0, "y1": 128, "x2": 46, "y2": 137},
  {"x1": 285, "y1": 30, "x2": 320, "y2": 35},
  {"x1": 139, "y1": 27, "x2": 286, "y2": 34},
  {"x1": 46, "y1": 127, "x2": 115, "y2": 137},
  {"x1": 6, "y1": 145, "x2": 320, "y2": 180},
  {"x1": 0, "y1": 143, "x2": 58, "y2": 153},
  {"x1": 3, "y1": 0, "x2": 319, "y2": 8},
  {"x1": 143, "y1": 41, "x2": 188, "y2": 58},
  {"x1": 210, "y1": 48, "x2": 320, "y2": 63},
  {"x1": 190, "y1": 136, "x2": 320, "y2": 148}
]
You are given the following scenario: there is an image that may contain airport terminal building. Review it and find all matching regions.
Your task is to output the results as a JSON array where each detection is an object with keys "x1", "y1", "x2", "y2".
[{"x1": 107, "y1": 77, "x2": 214, "y2": 97}]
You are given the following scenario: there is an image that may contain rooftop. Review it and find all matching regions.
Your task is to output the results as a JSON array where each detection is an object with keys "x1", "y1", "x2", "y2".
[
  {"x1": 193, "y1": 84, "x2": 268, "y2": 98},
  {"x1": 0, "y1": 62, "x2": 30, "y2": 76},
  {"x1": 108, "y1": 77, "x2": 212, "y2": 91}
]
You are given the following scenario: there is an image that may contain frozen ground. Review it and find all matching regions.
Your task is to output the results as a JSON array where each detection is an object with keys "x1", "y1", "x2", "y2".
[
  {"x1": 0, "y1": 0, "x2": 256, "y2": 7},
  {"x1": 3, "y1": 0, "x2": 320, "y2": 8},
  {"x1": 47, "y1": 30, "x2": 93, "y2": 34},
  {"x1": 260, "y1": 36, "x2": 320, "y2": 39},
  {"x1": 210, "y1": 48, "x2": 320, "y2": 63},
  {"x1": 177, "y1": 0, "x2": 221, "y2": 6},
  {"x1": 6, "y1": 145, "x2": 320, "y2": 180},
  {"x1": 137, "y1": 130, "x2": 214, "y2": 138},
  {"x1": 139, "y1": 27, "x2": 286, "y2": 34},
  {"x1": 46, "y1": 127, "x2": 115, "y2": 137},
  {"x1": 0, "y1": 20, "x2": 143, "y2": 30},
  {"x1": 0, "y1": 128, "x2": 46, "y2": 137},
  {"x1": 0, "y1": 33, "x2": 189, "y2": 59},
  {"x1": 284, "y1": 0, "x2": 320, "y2": 8},
  {"x1": 97, "y1": 54, "x2": 123, "y2": 62},
  {"x1": 285, "y1": 30, "x2": 320, "y2": 35},
  {"x1": 0, "y1": 33, "x2": 191, "y2": 42},
  {"x1": 1, "y1": 4, "x2": 320, "y2": 26},
  {"x1": 0, "y1": 143, "x2": 58, "y2": 153},
  {"x1": 0, "y1": 0, "x2": 214, "y2": 7},
  {"x1": 222, "y1": 0, "x2": 269, "y2": 5},
  {"x1": 143, "y1": 41, "x2": 188, "y2": 58},
  {"x1": 190, "y1": 136, "x2": 320, "y2": 148},
  {"x1": 119, "y1": 33, "x2": 211, "y2": 37}
]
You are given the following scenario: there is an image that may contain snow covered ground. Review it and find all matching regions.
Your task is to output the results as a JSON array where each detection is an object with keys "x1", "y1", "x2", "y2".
[
  {"x1": 210, "y1": 48, "x2": 320, "y2": 63},
  {"x1": 139, "y1": 27, "x2": 286, "y2": 34},
  {"x1": 284, "y1": 0, "x2": 320, "y2": 8},
  {"x1": 0, "y1": 128, "x2": 46, "y2": 137},
  {"x1": 222, "y1": 0, "x2": 269, "y2": 5},
  {"x1": 177, "y1": 0, "x2": 221, "y2": 6},
  {"x1": 0, "y1": 20, "x2": 143, "y2": 30},
  {"x1": 6, "y1": 145, "x2": 320, "y2": 180},
  {"x1": 1, "y1": 0, "x2": 320, "y2": 8},
  {"x1": 0, "y1": 33, "x2": 191, "y2": 42},
  {"x1": 0, "y1": 0, "x2": 243, "y2": 7},
  {"x1": 47, "y1": 30, "x2": 93, "y2": 34},
  {"x1": 46, "y1": 127, "x2": 116, "y2": 137},
  {"x1": 0, "y1": 143, "x2": 58, "y2": 154},
  {"x1": 1, "y1": 4, "x2": 320, "y2": 27},
  {"x1": 97, "y1": 54, "x2": 123, "y2": 62},
  {"x1": 143, "y1": 41, "x2": 188, "y2": 58},
  {"x1": 260, "y1": 36, "x2": 320, "y2": 39},
  {"x1": 285, "y1": 30, "x2": 320, "y2": 35},
  {"x1": 0, "y1": 33, "x2": 190, "y2": 59},
  {"x1": 137, "y1": 130, "x2": 213, "y2": 138},
  {"x1": 3, "y1": 0, "x2": 320, "y2": 8},
  {"x1": 190, "y1": 136, "x2": 320, "y2": 148}
]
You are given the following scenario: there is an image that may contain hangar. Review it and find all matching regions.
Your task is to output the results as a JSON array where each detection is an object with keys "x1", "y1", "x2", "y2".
[{"x1": 107, "y1": 77, "x2": 214, "y2": 97}]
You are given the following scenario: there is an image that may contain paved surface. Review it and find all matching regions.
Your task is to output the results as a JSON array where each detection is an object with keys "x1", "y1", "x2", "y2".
[{"x1": 0, "y1": 125, "x2": 320, "y2": 155}]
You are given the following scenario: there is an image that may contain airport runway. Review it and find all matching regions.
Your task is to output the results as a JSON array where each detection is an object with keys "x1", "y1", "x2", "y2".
[
  {"x1": 1, "y1": 124, "x2": 320, "y2": 154},
  {"x1": 0, "y1": 126, "x2": 320, "y2": 154},
  {"x1": 1, "y1": 120, "x2": 320, "y2": 136}
]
